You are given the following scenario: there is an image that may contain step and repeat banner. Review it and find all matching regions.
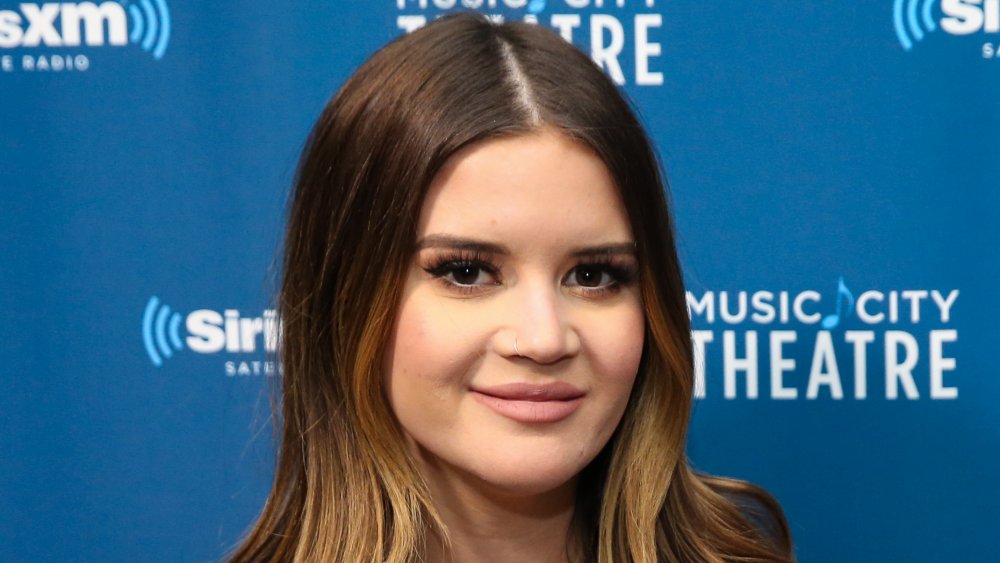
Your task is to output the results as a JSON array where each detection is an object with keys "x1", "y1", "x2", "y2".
[{"x1": 2, "y1": 1, "x2": 997, "y2": 561}]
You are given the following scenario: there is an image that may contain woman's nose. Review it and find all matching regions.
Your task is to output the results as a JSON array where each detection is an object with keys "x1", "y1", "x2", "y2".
[{"x1": 506, "y1": 280, "x2": 581, "y2": 364}]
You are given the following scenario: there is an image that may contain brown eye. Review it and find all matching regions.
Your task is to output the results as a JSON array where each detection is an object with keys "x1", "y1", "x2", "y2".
[
  {"x1": 451, "y1": 265, "x2": 483, "y2": 286},
  {"x1": 571, "y1": 265, "x2": 609, "y2": 288},
  {"x1": 423, "y1": 253, "x2": 502, "y2": 294},
  {"x1": 566, "y1": 264, "x2": 621, "y2": 290}
]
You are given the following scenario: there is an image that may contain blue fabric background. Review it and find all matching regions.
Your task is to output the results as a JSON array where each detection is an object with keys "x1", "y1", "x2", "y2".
[{"x1": 2, "y1": 1, "x2": 997, "y2": 561}]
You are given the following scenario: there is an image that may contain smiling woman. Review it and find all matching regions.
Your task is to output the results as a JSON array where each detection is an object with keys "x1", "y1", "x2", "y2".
[
  {"x1": 228, "y1": 11, "x2": 793, "y2": 563},
  {"x1": 386, "y1": 132, "x2": 646, "y2": 522}
]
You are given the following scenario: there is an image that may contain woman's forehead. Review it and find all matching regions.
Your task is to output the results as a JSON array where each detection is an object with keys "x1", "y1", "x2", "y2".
[{"x1": 416, "y1": 130, "x2": 633, "y2": 248}]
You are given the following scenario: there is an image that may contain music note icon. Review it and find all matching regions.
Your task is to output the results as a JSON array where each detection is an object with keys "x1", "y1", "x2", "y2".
[{"x1": 821, "y1": 276, "x2": 855, "y2": 329}]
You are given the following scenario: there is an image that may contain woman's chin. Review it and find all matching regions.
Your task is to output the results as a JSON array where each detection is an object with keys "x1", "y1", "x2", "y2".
[
  {"x1": 465, "y1": 458, "x2": 583, "y2": 499},
  {"x1": 410, "y1": 435, "x2": 596, "y2": 500}
]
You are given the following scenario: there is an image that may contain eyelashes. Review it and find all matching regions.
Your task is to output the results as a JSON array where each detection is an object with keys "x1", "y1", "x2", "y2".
[
  {"x1": 420, "y1": 249, "x2": 639, "y2": 298},
  {"x1": 423, "y1": 250, "x2": 502, "y2": 291}
]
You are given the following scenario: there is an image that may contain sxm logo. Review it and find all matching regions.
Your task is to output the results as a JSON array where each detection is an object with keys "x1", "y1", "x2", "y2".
[
  {"x1": 894, "y1": 0, "x2": 1000, "y2": 57},
  {"x1": 141, "y1": 296, "x2": 281, "y2": 376},
  {"x1": 0, "y1": 0, "x2": 171, "y2": 73},
  {"x1": 688, "y1": 278, "x2": 960, "y2": 401}
]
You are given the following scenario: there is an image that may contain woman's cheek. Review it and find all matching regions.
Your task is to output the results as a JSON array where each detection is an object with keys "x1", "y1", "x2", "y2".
[
  {"x1": 392, "y1": 292, "x2": 477, "y2": 391},
  {"x1": 584, "y1": 302, "x2": 645, "y2": 383}
]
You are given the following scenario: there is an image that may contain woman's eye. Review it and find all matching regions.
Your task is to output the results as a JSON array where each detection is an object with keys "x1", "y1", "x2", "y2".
[
  {"x1": 447, "y1": 264, "x2": 494, "y2": 286},
  {"x1": 422, "y1": 252, "x2": 502, "y2": 294},
  {"x1": 426, "y1": 260, "x2": 500, "y2": 289},
  {"x1": 567, "y1": 265, "x2": 615, "y2": 289}
]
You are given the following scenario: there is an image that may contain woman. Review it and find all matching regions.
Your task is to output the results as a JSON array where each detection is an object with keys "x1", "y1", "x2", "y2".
[{"x1": 231, "y1": 12, "x2": 793, "y2": 563}]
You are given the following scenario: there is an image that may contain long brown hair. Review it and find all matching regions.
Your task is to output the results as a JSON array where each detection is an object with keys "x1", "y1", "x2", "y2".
[{"x1": 230, "y1": 12, "x2": 794, "y2": 563}]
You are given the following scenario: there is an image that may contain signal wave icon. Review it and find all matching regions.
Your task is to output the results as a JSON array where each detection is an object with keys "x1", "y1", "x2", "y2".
[
  {"x1": 142, "y1": 296, "x2": 184, "y2": 367},
  {"x1": 123, "y1": 0, "x2": 171, "y2": 60},
  {"x1": 894, "y1": 0, "x2": 938, "y2": 50}
]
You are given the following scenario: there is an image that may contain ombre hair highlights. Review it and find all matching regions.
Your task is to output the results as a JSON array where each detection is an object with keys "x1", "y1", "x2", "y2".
[{"x1": 229, "y1": 13, "x2": 794, "y2": 563}]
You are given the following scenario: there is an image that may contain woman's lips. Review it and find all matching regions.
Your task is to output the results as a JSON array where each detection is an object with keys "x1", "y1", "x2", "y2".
[{"x1": 470, "y1": 382, "x2": 585, "y2": 423}]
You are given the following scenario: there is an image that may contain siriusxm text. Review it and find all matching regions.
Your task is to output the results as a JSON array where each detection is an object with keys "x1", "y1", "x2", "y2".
[
  {"x1": 0, "y1": 2, "x2": 127, "y2": 48},
  {"x1": 185, "y1": 309, "x2": 280, "y2": 354},
  {"x1": 941, "y1": 0, "x2": 1000, "y2": 35}
]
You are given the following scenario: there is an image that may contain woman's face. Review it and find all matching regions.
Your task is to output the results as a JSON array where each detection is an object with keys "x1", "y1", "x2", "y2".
[{"x1": 384, "y1": 129, "x2": 645, "y2": 496}]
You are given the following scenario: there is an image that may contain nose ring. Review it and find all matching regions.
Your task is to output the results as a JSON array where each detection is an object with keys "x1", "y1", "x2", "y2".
[{"x1": 514, "y1": 337, "x2": 521, "y2": 356}]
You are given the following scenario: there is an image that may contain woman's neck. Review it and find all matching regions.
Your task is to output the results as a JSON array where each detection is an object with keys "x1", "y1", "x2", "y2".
[{"x1": 419, "y1": 456, "x2": 579, "y2": 563}]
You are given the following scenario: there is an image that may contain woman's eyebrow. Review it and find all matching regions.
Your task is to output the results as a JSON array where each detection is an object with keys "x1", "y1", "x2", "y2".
[
  {"x1": 415, "y1": 235, "x2": 636, "y2": 258},
  {"x1": 416, "y1": 235, "x2": 510, "y2": 255},
  {"x1": 571, "y1": 243, "x2": 637, "y2": 258}
]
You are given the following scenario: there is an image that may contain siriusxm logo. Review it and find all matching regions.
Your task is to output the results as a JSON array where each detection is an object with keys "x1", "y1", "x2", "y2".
[
  {"x1": 0, "y1": 0, "x2": 170, "y2": 60},
  {"x1": 141, "y1": 296, "x2": 279, "y2": 369},
  {"x1": 895, "y1": 0, "x2": 1000, "y2": 50}
]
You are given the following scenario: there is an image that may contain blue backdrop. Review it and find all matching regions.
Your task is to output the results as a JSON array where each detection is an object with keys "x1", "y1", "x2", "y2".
[{"x1": 2, "y1": 1, "x2": 998, "y2": 561}]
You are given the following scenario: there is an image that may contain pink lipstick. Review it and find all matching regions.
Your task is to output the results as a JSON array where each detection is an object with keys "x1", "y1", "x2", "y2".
[{"x1": 470, "y1": 382, "x2": 584, "y2": 423}]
